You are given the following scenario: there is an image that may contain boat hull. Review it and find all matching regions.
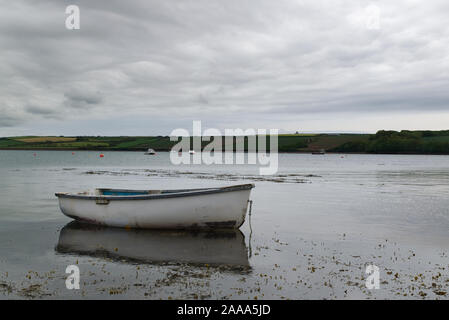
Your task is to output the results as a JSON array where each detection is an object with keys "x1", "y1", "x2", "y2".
[{"x1": 57, "y1": 185, "x2": 253, "y2": 229}]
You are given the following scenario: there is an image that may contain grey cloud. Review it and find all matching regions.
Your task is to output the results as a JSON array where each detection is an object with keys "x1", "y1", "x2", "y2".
[
  {"x1": 64, "y1": 89, "x2": 103, "y2": 109},
  {"x1": 25, "y1": 105, "x2": 58, "y2": 115},
  {"x1": 1, "y1": 0, "x2": 449, "y2": 134},
  {"x1": 0, "y1": 105, "x2": 24, "y2": 127},
  {"x1": 0, "y1": 116, "x2": 23, "y2": 127}
]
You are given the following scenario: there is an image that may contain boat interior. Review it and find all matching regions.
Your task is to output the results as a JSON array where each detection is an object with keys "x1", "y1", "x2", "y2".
[
  {"x1": 95, "y1": 187, "x2": 220, "y2": 196},
  {"x1": 55, "y1": 184, "x2": 254, "y2": 198}
]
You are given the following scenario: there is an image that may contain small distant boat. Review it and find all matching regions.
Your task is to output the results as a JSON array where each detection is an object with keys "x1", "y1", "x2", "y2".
[
  {"x1": 189, "y1": 150, "x2": 196, "y2": 154},
  {"x1": 144, "y1": 148, "x2": 156, "y2": 155},
  {"x1": 312, "y1": 149, "x2": 326, "y2": 155},
  {"x1": 55, "y1": 184, "x2": 255, "y2": 229}
]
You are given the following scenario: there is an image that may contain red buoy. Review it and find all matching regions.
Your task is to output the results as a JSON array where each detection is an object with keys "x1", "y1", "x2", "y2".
[{"x1": 100, "y1": 154, "x2": 104, "y2": 158}]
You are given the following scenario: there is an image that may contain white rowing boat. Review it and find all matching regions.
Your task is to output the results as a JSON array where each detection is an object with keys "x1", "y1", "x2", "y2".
[{"x1": 55, "y1": 184, "x2": 254, "y2": 229}]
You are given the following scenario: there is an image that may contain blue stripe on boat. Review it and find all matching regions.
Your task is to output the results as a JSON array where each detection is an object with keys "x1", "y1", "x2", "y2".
[{"x1": 102, "y1": 191, "x2": 149, "y2": 196}]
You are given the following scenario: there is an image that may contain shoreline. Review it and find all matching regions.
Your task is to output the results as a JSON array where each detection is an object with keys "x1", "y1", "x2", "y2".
[
  {"x1": 1, "y1": 148, "x2": 449, "y2": 156},
  {"x1": 2, "y1": 131, "x2": 449, "y2": 155}
]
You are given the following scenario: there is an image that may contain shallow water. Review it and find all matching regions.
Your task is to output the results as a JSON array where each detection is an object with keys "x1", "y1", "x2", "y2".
[{"x1": 0, "y1": 150, "x2": 448, "y2": 299}]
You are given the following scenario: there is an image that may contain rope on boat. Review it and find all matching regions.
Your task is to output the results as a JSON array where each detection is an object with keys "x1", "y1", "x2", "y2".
[{"x1": 248, "y1": 200, "x2": 253, "y2": 258}]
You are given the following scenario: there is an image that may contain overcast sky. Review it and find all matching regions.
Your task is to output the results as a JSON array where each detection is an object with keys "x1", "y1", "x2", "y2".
[{"x1": 1, "y1": 0, "x2": 448, "y2": 136}]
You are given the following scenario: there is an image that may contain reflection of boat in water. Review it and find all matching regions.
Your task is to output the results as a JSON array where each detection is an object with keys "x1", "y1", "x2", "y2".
[{"x1": 55, "y1": 222, "x2": 250, "y2": 270}]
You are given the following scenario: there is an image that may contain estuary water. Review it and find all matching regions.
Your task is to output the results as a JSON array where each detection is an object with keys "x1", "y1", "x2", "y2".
[{"x1": 0, "y1": 150, "x2": 448, "y2": 299}]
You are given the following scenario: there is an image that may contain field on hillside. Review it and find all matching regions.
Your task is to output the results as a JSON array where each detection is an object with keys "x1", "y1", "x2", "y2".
[
  {"x1": 1, "y1": 131, "x2": 448, "y2": 153},
  {"x1": 0, "y1": 134, "x2": 369, "y2": 152},
  {"x1": 14, "y1": 137, "x2": 77, "y2": 143}
]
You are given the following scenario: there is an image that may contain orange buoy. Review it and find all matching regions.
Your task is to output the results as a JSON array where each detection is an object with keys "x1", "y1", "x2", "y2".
[{"x1": 72, "y1": 152, "x2": 75, "y2": 155}]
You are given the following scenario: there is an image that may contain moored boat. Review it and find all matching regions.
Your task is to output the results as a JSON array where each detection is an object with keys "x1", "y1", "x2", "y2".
[
  {"x1": 144, "y1": 148, "x2": 156, "y2": 155},
  {"x1": 312, "y1": 148, "x2": 326, "y2": 155},
  {"x1": 55, "y1": 184, "x2": 255, "y2": 229}
]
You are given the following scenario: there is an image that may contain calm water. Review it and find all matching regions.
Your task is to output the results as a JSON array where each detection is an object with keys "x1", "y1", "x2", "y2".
[{"x1": 0, "y1": 150, "x2": 448, "y2": 299}]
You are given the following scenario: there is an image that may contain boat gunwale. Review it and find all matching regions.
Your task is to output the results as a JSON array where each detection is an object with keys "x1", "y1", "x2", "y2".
[{"x1": 55, "y1": 183, "x2": 255, "y2": 201}]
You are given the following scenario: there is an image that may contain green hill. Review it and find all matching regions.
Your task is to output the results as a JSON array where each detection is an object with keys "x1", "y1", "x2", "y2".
[{"x1": 1, "y1": 131, "x2": 449, "y2": 154}]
